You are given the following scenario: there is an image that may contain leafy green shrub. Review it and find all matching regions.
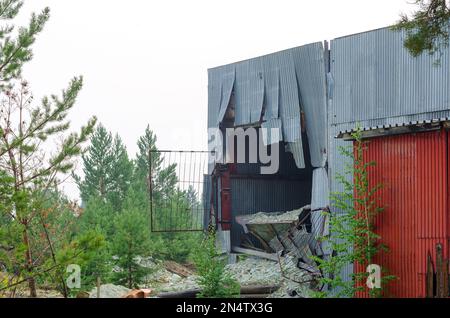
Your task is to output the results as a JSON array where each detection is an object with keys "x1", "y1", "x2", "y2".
[
  {"x1": 312, "y1": 127, "x2": 395, "y2": 298},
  {"x1": 193, "y1": 231, "x2": 240, "y2": 298}
]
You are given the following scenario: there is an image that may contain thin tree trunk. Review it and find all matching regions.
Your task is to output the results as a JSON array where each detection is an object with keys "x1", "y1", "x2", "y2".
[
  {"x1": 23, "y1": 227, "x2": 37, "y2": 297},
  {"x1": 39, "y1": 213, "x2": 68, "y2": 297},
  {"x1": 128, "y1": 246, "x2": 132, "y2": 289}
]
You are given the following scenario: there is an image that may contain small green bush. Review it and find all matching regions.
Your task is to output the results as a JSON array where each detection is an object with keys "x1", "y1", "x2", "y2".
[{"x1": 193, "y1": 231, "x2": 240, "y2": 298}]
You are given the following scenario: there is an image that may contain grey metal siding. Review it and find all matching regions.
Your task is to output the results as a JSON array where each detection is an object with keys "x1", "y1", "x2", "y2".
[
  {"x1": 292, "y1": 43, "x2": 328, "y2": 168},
  {"x1": 208, "y1": 43, "x2": 328, "y2": 170},
  {"x1": 330, "y1": 27, "x2": 450, "y2": 126}
]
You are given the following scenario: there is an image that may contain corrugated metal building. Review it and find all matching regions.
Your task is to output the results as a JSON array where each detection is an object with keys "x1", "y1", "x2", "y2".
[
  {"x1": 331, "y1": 27, "x2": 450, "y2": 297},
  {"x1": 206, "y1": 25, "x2": 450, "y2": 297},
  {"x1": 206, "y1": 42, "x2": 329, "y2": 254}
]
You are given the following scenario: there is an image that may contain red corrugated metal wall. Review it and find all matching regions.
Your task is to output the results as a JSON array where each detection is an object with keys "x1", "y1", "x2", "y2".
[{"x1": 355, "y1": 129, "x2": 449, "y2": 298}]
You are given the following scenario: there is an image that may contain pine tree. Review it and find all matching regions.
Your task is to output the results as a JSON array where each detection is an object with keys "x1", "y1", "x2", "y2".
[
  {"x1": 0, "y1": 2, "x2": 97, "y2": 296},
  {"x1": 135, "y1": 124, "x2": 160, "y2": 180},
  {"x1": 0, "y1": 1, "x2": 49, "y2": 86},
  {"x1": 394, "y1": 0, "x2": 450, "y2": 59},
  {"x1": 111, "y1": 208, "x2": 151, "y2": 289},
  {"x1": 107, "y1": 134, "x2": 132, "y2": 212},
  {"x1": 75, "y1": 124, "x2": 114, "y2": 204},
  {"x1": 76, "y1": 126, "x2": 133, "y2": 212},
  {"x1": 0, "y1": 80, "x2": 96, "y2": 297}
]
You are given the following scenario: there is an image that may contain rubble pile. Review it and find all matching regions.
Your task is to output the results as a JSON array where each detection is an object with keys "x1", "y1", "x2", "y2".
[
  {"x1": 150, "y1": 256, "x2": 313, "y2": 297},
  {"x1": 268, "y1": 279, "x2": 313, "y2": 298},
  {"x1": 225, "y1": 256, "x2": 313, "y2": 298},
  {"x1": 244, "y1": 205, "x2": 311, "y2": 224}
]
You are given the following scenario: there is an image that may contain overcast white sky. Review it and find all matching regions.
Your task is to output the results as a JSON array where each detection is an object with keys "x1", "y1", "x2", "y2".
[{"x1": 15, "y1": 0, "x2": 414, "y2": 200}]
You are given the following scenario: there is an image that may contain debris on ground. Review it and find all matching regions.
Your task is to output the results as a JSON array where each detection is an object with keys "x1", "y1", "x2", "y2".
[
  {"x1": 233, "y1": 205, "x2": 323, "y2": 298},
  {"x1": 89, "y1": 284, "x2": 131, "y2": 298},
  {"x1": 226, "y1": 257, "x2": 281, "y2": 286},
  {"x1": 147, "y1": 255, "x2": 313, "y2": 298},
  {"x1": 239, "y1": 205, "x2": 311, "y2": 225},
  {"x1": 164, "y1": 260, "x2": 194, "y2": 277},
  {"x1": 268, "y1": 279, "x2": 313, "y2": 298}
]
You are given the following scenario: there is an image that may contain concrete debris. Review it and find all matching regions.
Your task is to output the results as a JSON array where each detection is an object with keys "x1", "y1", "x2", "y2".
[
  {"x1": 225, "y1": 257, "x2": 281, "y2": 286},
  {"x1": 268, "y1": 279, "x2": 313, "y2": 298},
  {"x1": 279, "y1": 252, "x2": 316, "y2": 283},
  {"x1": 244, "y1": 205, "x2": 311, "y2": 224},
  {"x1": 89, "y1": 284, "x2": 131, "y2": 298}
]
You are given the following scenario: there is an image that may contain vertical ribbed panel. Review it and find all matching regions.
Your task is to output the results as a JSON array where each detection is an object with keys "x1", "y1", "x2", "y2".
[
  {"x1": 292, "y1": 43, "x2": 328, "y2": 168},
  {"x1": 262, "y1": 54, "x2": 280, "y2": 121},
  {"x1": 234, "y1": 60, "x2": 252, "y2": 125},
  {"x1": 354, "y1": 130, "x2": 449, "y2": 298},
  {"x1": 311, "y1": 167, "x2": 330, "y2": 241},
  {"x1": 217, "y1": 65, "x2": 235, "y2": 125},
  {"x1": 208, "y1": 42, "x2": 329, "y2": 170},
  {"x1": 277, "y1": 50, "x2": 301, "y2": 143},
  {"x1": 331, "y1": 27, "x2": 450, "y2": 126}
]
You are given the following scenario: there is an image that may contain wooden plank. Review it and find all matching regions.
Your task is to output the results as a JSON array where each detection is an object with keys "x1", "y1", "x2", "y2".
[
  {"x1": 232, "y1": 246, "x2": 278, "y2": 262},
  {"x1": 164, "y1": 261, "x2": 194, "y2": 278},
  {"x1": 268, "y1": 236, "x2": 284, "y2": 252},
  {"x1": 436, "y1": 244, "x2": 444, "y2": 298},
  {"x1": 425, "y1": 252, "x2": 434, "y2": 298},
  {"x1": 443, "y1": 259, "x2": 449, "y2": 297},
  {"x1": 247, "y1": 229, "x2": 274, "y2": 252}
]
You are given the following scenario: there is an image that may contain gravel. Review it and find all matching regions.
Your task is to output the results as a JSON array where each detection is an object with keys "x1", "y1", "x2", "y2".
[
  {"x1": 89, "y1": 284, "x2": 131, "y2": 298},
  {"x1": 226, "y1": 257, "x2": 282, "y2": 286}
]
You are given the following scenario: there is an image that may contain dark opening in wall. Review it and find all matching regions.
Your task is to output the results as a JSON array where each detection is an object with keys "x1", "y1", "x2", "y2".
[{"x1": 228, "y1": 131, "x2": 313, "y2": 249}]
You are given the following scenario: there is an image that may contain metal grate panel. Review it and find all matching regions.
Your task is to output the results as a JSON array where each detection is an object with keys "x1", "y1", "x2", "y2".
[{"x1": 149, "y1": 150, "x2": 209, "y2": 232}]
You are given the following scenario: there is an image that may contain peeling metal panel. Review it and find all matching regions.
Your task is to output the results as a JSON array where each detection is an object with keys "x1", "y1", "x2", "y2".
[
  {"x1": 217, "y1": 65, "x2": 235, "y2": 125},
  {"x1": 278, "y1": 50, "x2": 302, "y2": 143},
  {"x1": 261, "y1": 118, "x2": 283, "y2": 145},
  {"x1": 286, "y1": 140, "x2": 305, "y2": 169},
  {"x1": 262, "y1": 54, "x2": 280, "y2": 121},
  {"x1": 292, "y1": 43, "x2": 328, "y2": 167},
  {"x1": 330, "y1": 27, "x2": 450, "y2": 126},
  {"x1": 208, "y1": 44, "x2": 333, "y2": 169},
  {"x1": 207, "y1": 68, "x2": 222, "y2": 129},
  {"x1": 234, "y1": 60, "x2": 252, "y2": 125},
  {"x1": 249, "y1": 58, "x2": 265, "y2": 123}
]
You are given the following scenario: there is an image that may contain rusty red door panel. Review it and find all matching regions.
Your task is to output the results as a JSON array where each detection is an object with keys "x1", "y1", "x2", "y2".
[{"x1": 354, "y1": 129, "x2": 449, "y2": 298}]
